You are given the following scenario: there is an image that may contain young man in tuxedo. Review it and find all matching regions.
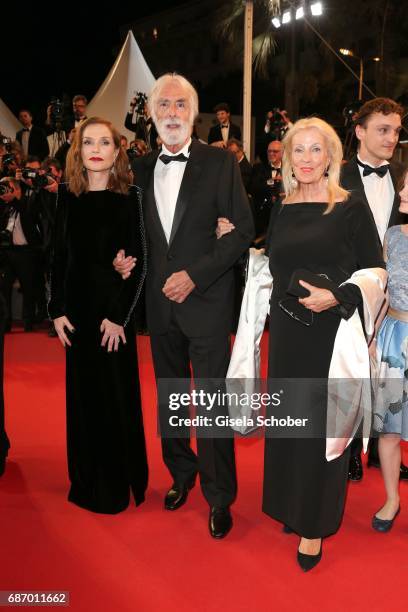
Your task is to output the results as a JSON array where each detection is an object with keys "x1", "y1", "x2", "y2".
[
  {"x1": 16, "y1": 110, "x2": 49, "y2": 161},
  {"x1": 208, "y1": 103, "x2": 241, "y2": 148},
  {"x1": 341, "y1": 97, "x2": 408, "y2": 482},
  {"x1": 115, "y1": 73, "x2": 254, "y2": 538}
]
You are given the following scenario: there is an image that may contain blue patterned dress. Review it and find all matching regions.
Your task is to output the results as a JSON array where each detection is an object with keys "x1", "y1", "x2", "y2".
[{"x1": 374, "y1": 225, "x2": 408, "y2": 439}]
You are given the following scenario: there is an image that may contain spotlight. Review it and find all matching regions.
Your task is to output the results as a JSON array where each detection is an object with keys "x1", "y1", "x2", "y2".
[
  {"x1": 282, "y1": 10, "x2": 291, "y2": 24},
  {"x1": 310, "y1": 2, "x2": 323, "y2": 16},
  {"x1": 272, "y1": 17, "x2": 281, "y2": 28},
  {"x1": 296, "y1": 7, "x2": 304, "y2": 20}
]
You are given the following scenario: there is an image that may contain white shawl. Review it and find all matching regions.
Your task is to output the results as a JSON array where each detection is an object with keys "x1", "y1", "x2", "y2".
[{"x1": 227, "y1": 248, "x2": 387, "y2": 460}]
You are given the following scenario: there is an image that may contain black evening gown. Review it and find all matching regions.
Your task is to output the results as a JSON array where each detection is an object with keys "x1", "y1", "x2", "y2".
[
  {"x1": 48, "y1": 185, "x2": 148, "y2": 514},
  {"x1": 263, "y1": 195, "x2": 384, "y2": 538}
]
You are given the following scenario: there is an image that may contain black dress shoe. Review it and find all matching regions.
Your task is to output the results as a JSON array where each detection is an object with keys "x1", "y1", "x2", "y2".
[
  {"x1": 348, "y1": 455, "x2": 363, "y2": 481},
  {"x1": 0, "y1": 456, "x2": 6, "y2": 477},
  {"x1": 164, "y1": 479, "x2": 195, "y2": 511},
  {"x1": 209, "y1": 506, "x2": 232, "y2": 539},
  {"x1": 282, "y1": 524, "x2": 294, "y2": 534},
  {"x1": 372, "y1": 507, "x2": 400, "y2": 533},
  {"x1": 297, "y1": 543, "x2": 322, "y2": 572},
  {"x1": 399, "y1": 463, "x2": 408, "y2": 481}
]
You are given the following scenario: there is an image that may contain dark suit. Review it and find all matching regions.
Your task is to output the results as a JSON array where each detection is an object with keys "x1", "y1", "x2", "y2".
[
  {"x1": 132, "y1": 140, "x2": 254, "y2": 507},
  {"x1": 16, "y1": 126, "x2": 49, "y2": 161},
  {"x1": 238, "y1": 155, "x2": 252, "y2": 193},
  {"x1": 208, "y1": 122, "x2": 241, "y2": 145},
  {"x1": 0, "y1": 192, "x2": 43, "y2": 327},
  {"x1": 341, "y1": 155, "x2": 407, "y2": 460},
  {"x1": 124, "y1": 113, "x2": 159, "y2": 150}
]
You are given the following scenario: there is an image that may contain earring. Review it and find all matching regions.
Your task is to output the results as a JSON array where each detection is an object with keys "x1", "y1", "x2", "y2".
[
  {"x1": 324, "y1": 164, "x2": 330, "y2": 178},
  {"x1": 291, "y1": 170, "x2": 298, "y2": 188}
]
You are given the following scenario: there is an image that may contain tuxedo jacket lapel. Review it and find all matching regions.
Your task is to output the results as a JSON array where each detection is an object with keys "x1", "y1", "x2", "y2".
[
  {"x1": 168, "y1": 143, "x2": 202, "y2": 247},
  {"x1": 388, "y1": 162, "x2": 402, "y2": 227},
  {"x1": 346, "y1": 157, "x2": 376, "y2": 224},
  {"x1": 142, "y1": 151, "x2": 168, "y2": 247}
]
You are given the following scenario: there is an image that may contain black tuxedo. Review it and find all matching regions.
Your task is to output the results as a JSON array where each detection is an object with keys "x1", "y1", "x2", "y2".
[
  {"x1": 16, "y1": 126, "x2": 49, "y2": 161},
  {"x1": 341, "y1": 156, "x2": 406, "y2": 238},
  {"x1": 208, "y1": 122, "x2": 241, "y2": 145},
  {"x1": 124, "y1": 113, "x2": 159, "y2": 150},
  {"x1": 132, "y1": 140, "x2": 254, "y2": 506},
  {"x1": 341, "y1": 155, "x2": 407, "y2": 462}
]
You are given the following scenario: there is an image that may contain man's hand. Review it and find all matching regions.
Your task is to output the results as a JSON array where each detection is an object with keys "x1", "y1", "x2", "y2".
[
  {"x1": 113, "y1": 249, "x2": 136, "y2": 279},
  {"x1": 298, "y1": 281, "x2": 339, "y2": 313},
  {"x1": 162, "y1": 270, "x2": 195, "y2": 303},
  {"x1": 53, "y1": 315, "x2": 75, "y2": 347},
  {"x1": 216, "y1": 217, "x2": 235, "y2": 239},
  {"x1": 44, "y1": 177, "x2": 58, "y2": 193}
]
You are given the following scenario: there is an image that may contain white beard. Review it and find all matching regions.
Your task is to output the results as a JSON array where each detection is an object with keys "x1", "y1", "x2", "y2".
[{"x1": 156, "y1": 118, "x2": 191, "y2": 146}]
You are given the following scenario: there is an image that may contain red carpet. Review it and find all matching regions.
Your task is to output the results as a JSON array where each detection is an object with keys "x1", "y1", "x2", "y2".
[{"x1": 1, "y1": 328, "x2": 407, "y2": 611}]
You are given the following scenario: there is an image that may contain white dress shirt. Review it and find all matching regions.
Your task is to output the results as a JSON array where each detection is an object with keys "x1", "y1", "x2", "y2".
[
  {"x1": 221, "y1": 124, "x2": 229, "y2": 143},
  {"x1": 154, "y1": 138, "x2": 191, "y2": 243},
  {"x1": 357, "y1": 155, "x2": 394, "y2": 245}
]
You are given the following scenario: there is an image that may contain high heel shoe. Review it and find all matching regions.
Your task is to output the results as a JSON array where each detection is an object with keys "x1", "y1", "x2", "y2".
[
  {"x1": 372, "y1": 507, "x2": 400, "y2": 533},
  {"x1": 297, "y1": 542, "x2": 322, "y2": 572}
]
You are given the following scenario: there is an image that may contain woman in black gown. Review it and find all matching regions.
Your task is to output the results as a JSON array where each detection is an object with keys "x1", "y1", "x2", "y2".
[
  {"x1": 48, "y1": 117, "x2": 148, "y2": 514},
  {"x1": 262, "y1": 118, "x2": 384, "y2": 569},
  {"x1": 217, "y1": 117, "x2": 384, "y2": 569}
]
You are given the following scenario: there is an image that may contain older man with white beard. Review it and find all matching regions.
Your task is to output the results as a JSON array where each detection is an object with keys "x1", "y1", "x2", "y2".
[{"x1": 114, "y1": 73, "x2": 254, "y2": 538}]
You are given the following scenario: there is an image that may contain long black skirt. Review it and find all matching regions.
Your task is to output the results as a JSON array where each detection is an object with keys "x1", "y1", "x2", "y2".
[
  {"x1": 262, "y1": 299, "x2": 350, "y2": 538},
  {"x1": 65, "y1": 326, "x2": 148, "y2": 514}
]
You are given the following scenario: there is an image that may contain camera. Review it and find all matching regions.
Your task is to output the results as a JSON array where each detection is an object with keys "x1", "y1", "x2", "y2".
[
  {"x1": 48, "y1": 96, "x2": 67, "y2": 131},
  {"x1": 130, "y1": 92, "x2": 148, "y2": 116},
  {"x1": 22, "y1": 168, "x2": 50, "y2": 189},
  {"x1": 0, "y1": 136, "x2": 12, "y2": 152},
  {"x1": 0, "y1": 181, "x2": 13, "y2": 196}
]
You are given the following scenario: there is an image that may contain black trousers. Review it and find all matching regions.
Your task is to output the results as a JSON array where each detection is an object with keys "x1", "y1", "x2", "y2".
[
  {"x1": 150, "y1": 320, "x2": 237, "y2": 508},
  {"x1": 0, "y1": 294, "x2": 9, "y2": 458},
  {"x1": 1, "y1": 246, "x2": 41, "y2": 325}
]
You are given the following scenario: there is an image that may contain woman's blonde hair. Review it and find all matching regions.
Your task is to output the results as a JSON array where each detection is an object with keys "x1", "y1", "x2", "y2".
[
  {"x1": 65, "y1": 117, "x2": 129, "y2": 196},
  {"x1": 281, "y1": 117, "x2": 349, "y2": 213}
]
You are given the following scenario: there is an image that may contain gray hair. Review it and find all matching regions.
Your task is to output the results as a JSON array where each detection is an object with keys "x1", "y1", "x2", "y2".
[{"x1": 148, "y1": 73, "x2": 199, "y2": 126}]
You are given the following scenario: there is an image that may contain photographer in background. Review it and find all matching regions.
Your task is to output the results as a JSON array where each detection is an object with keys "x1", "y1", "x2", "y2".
[
  {"x1": 0, "y1": 177, "x2": 43, "y2": 331},
  {"x1": 124, "y1": 94, "x2": 158, "y2": 151},
  {"x1": 55, "y1": 127, "x2": 76, "y2": 170},
  {"x1": 264, "y1": 108, "x2": 292, "y2": 141},
  {"x1": 45, "y1": 94, "x2": 88, "y2": 136},
  {"x1": 16, "y1": 109, "x2": 49, "y2": 161}
]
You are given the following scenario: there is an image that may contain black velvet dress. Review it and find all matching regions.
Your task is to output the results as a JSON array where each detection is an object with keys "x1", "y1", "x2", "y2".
[
  {"x1": 48, "y1": 185, "x2": 148, "y2": 514},
  {"x1": 263, "y1": 195, "x2": 384, "y2": 538}
]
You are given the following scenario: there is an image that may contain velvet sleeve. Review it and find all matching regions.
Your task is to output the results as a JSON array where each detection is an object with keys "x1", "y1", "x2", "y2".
[
  {"x1": 105, "y1": 187, "x2": 147, "y2": 327},
  {"x1": 331, "y1": 196, "x2": 385, "y2": 319},
  {"x1": 47, "y1": 185, "x2": 68, "y2": 320}
]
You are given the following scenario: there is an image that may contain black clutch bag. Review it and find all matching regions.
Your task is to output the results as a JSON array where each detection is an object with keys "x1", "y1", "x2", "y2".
[{"x1": 287, "y1": 269, "x2": 339, "y2": 298}]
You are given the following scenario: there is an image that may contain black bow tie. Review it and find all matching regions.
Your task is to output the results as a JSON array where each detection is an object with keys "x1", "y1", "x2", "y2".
[
  {"x1": 22, "y1": 128, "x2": 30, "y2": 132},
  {"x1": 357, "y1": 159, "x2": 390, "y2": 178},
  {"x1": 221, "y1": 124, "x2": 229, "y2": 128},
  {"x1": 271, "y1": 166, "x2": 280, "y2": 172},
  {"x1": 159, "y1": 152, "x2": 188, "y2": 165}
]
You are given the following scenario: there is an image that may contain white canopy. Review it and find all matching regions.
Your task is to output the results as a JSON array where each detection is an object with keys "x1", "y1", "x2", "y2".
[
  {"x1": 0, "y1": 98, "x2": 21, "y2": 138},
  {"x1": 87, "y1": 31, "x2": 156, "y2": 140}
]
